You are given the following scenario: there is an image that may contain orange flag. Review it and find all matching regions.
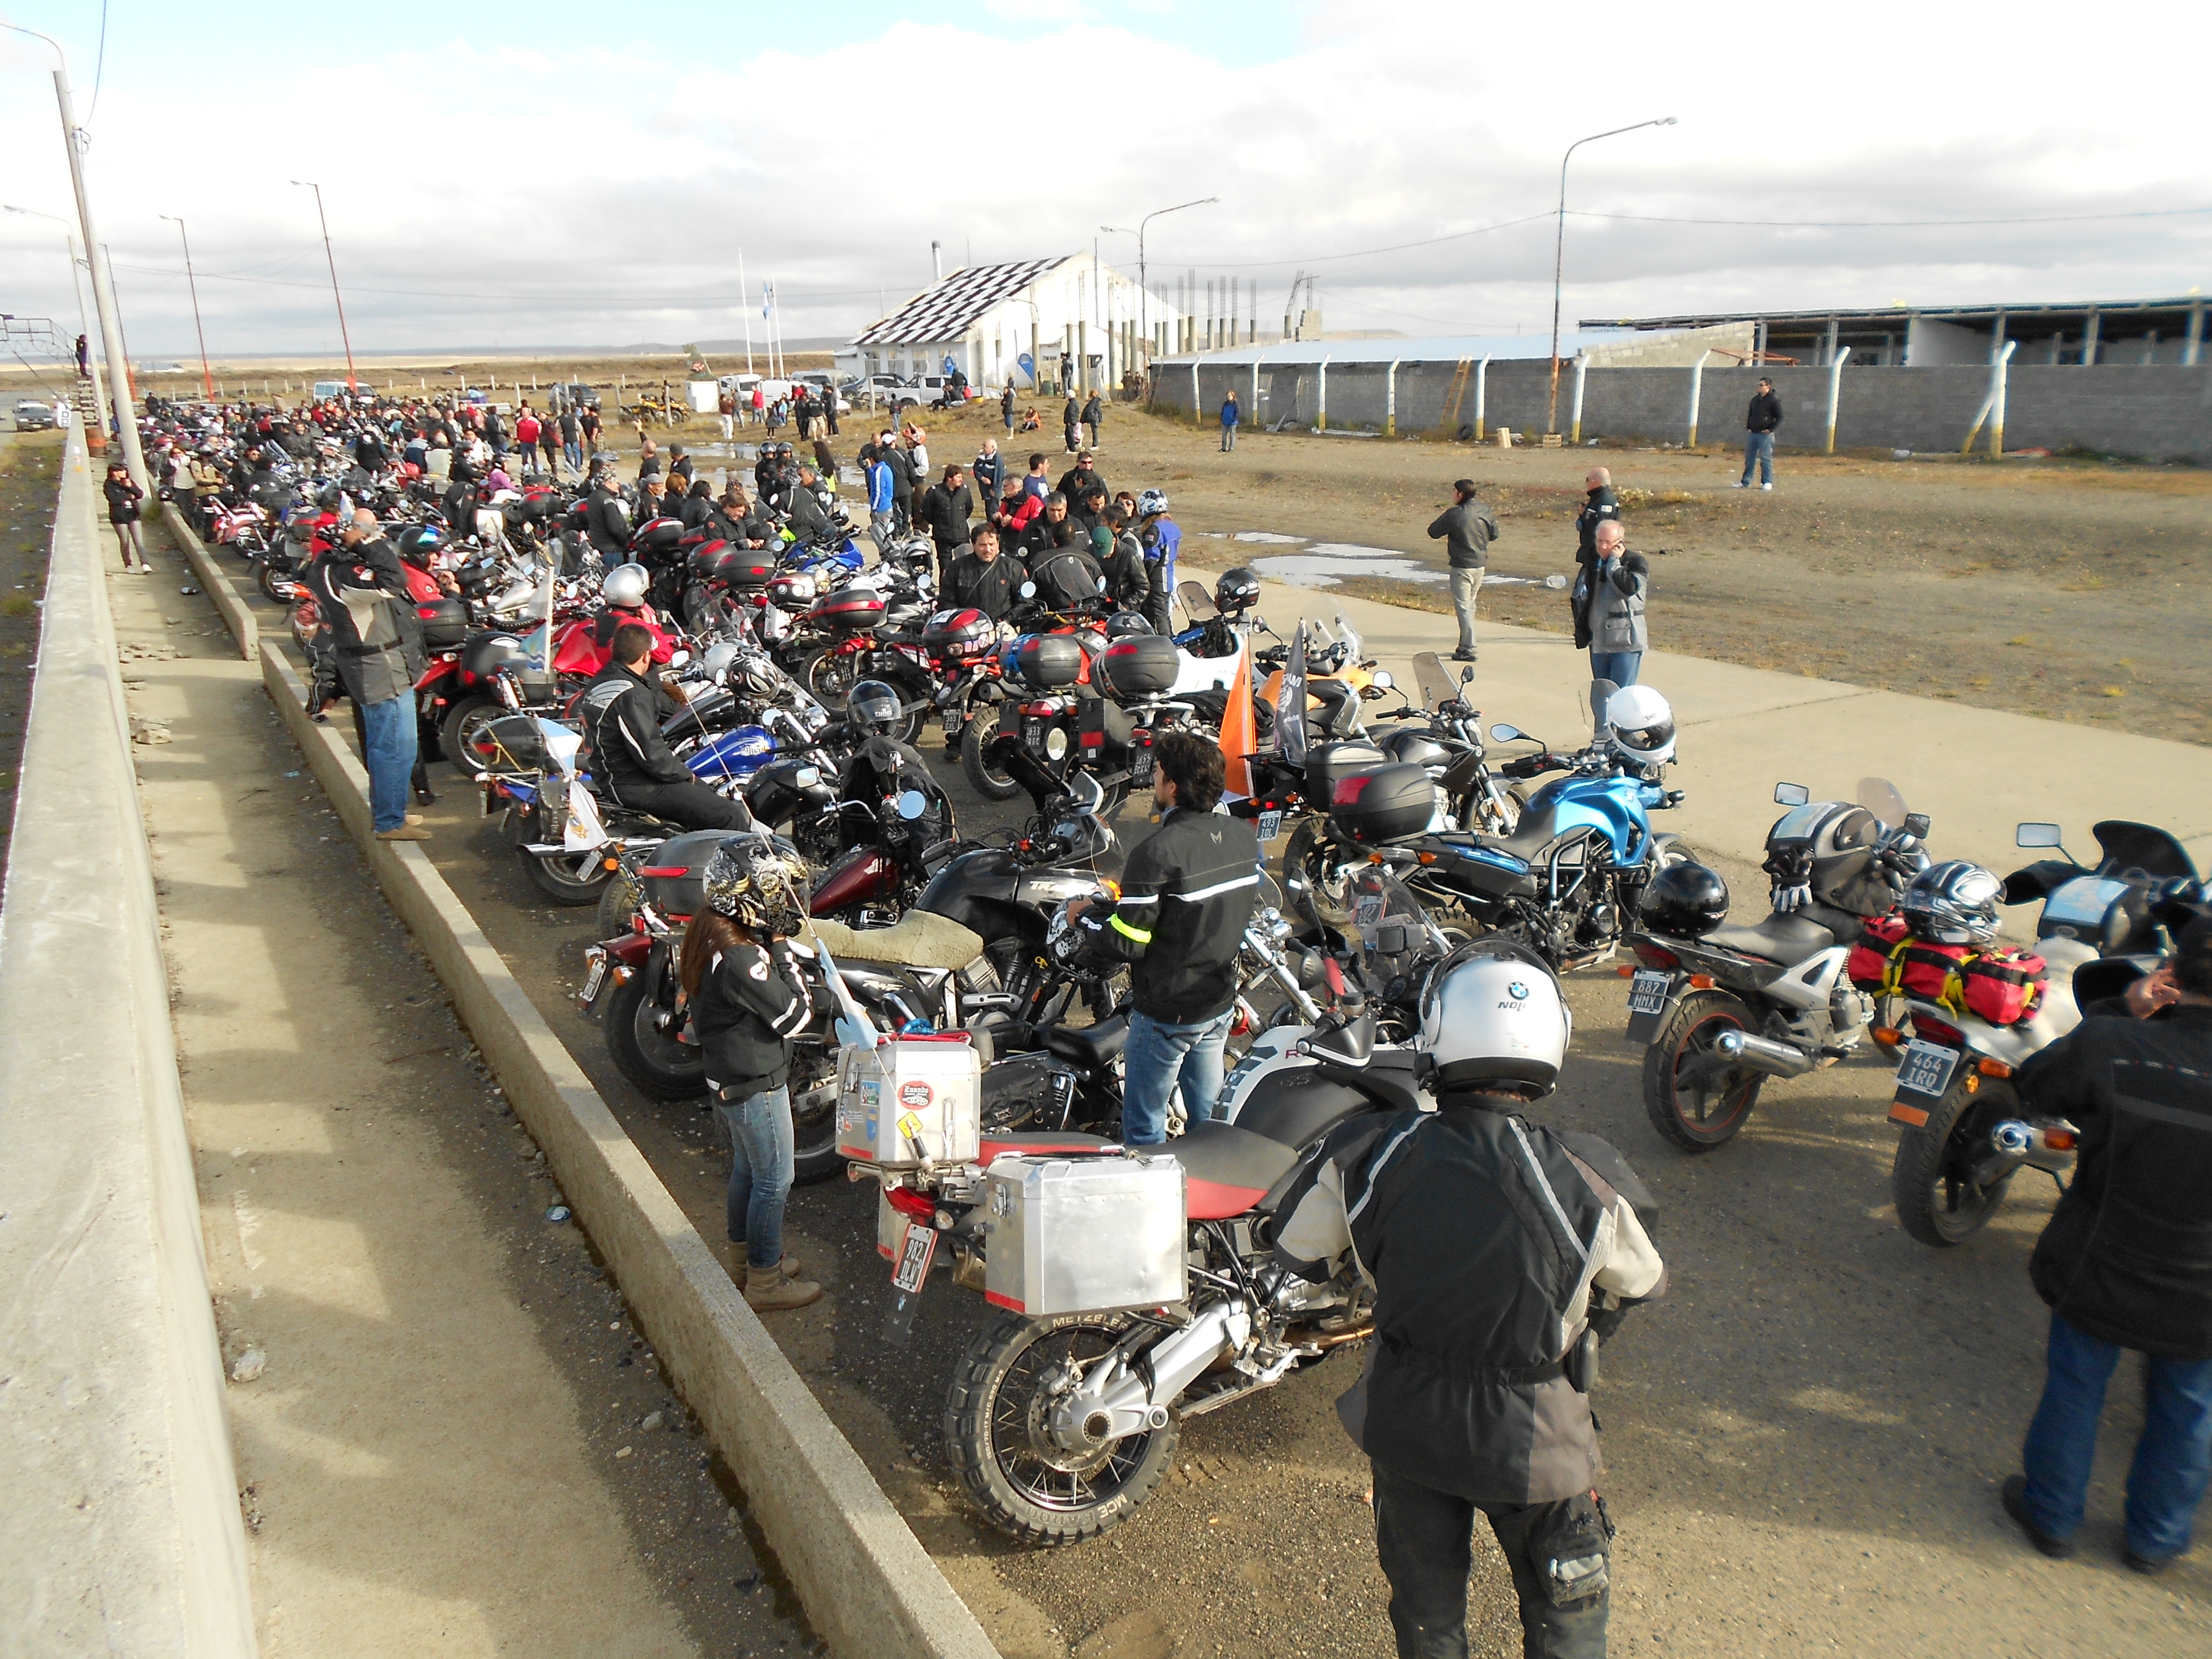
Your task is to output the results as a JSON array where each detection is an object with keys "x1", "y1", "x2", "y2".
[{"x1": 1218, "y1": 639, "x2": 1256, "y2": 800}]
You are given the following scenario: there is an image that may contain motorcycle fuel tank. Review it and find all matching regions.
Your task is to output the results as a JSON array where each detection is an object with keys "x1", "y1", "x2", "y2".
[
  {"x1": 813, "y1": 846, "x2": 900, "y2": 914},
  {"x1": 1517, "y1": 772, "x2": 1655, "y2": 864}
]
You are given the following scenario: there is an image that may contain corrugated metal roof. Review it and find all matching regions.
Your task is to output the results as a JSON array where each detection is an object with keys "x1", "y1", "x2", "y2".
[
  {"x1": 852, "y1": 260, "x2": 1067, "y2": 347},
  {"x1": 1588, "y1": 296, "x2": 2207, "y2": 331},
  {"x1": 1153, "y1": 330, "x2": 1626, "y2": 367}
]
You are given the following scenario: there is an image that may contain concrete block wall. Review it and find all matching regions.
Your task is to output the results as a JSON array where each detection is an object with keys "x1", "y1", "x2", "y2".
[{"x1": 1157, "y1": 359, "x2": 2212, "y2": 462}]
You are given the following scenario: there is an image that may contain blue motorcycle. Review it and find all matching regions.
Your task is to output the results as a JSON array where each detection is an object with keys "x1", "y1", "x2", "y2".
[{"x1": 1294, "y1": 714, "x2": 1687, "y2": 971}]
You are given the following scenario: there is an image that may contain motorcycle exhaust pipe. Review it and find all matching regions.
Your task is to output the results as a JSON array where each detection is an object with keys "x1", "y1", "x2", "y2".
[{"x1": 1712, "y1": 1028, "x2": 1818, "y2": 1079}]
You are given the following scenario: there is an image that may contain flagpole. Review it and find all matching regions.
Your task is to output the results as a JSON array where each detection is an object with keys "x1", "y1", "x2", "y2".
[{"x1": 738, "y1": 247, "x2": 754, "y2": 376}]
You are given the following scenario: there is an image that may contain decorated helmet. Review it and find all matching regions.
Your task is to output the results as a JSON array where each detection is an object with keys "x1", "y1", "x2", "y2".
[
  {"x1": 1902, "y1": 861, "x2": 2003, "y2": 948},
  {"x1": 844, "y1": 678, "x2": 903, "y2": 738},
  {"x1": 1605, "y1": 684, "x2": 1676, "y2": 768},
  {"x1": 1641, "y1": 861, "x2": 1730, "y2": 938},
  {"x1": 602, "y1": 562, "x2": 650, "y2": 608},
  {"x1": 1416, "y1": 938, "x2": 1571, "y2": 1100},
  {"x1": 395, "y1": 522, "x2": 446, "y2": 566},
  {"x1": 1136, "y1": 488, "x2": 1168, "y2": 516},
  {"x1": 700, "y1": 836, "x2": 811, "y2": 935}
]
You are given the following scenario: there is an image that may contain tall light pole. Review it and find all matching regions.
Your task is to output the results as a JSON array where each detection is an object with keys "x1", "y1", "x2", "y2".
[
  {"x1": 4, "y1": 21, "x2": 151, "y2": 487},
  {"x1": 5, "y1": 202, "x2": 109, "y2": 450},
  {"x1": 160, "y1": 214, "x2": 215, "y2": 399},
  {"x1": 1108, "y1": 196, "x2": 1219, "y2": 361},
  {"x1": 290, "y1": 178, "x2": 357, "y2": 391},
  {"x1": 1547, "y1": 117, "x2": 1676, "y2": 434}
]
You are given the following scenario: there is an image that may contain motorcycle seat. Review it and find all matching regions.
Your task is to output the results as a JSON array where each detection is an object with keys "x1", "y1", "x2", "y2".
[
  {"x1": 1705, "y1": 910, "x2": 1849, "y2": 965},
  {"x1": 1041, "y1": 1012, "x2": 1129, "y2": 1071},
  {"x1": 802, "y1": 910, "x2": 984, "y2": 971},
  {"x1": 1168, "y1": 1120, "x2": 1301, "y2": 1219}
]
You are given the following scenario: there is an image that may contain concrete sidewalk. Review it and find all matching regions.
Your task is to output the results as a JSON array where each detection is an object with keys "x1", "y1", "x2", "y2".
[{"x1": 1187, "y1": 548, "x2": 2211, "y2": 898}]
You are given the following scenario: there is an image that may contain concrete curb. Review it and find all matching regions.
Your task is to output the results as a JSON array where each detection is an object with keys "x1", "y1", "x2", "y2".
[
  {"x1": 251, "y1": 634, "x2": 998, "y2": 1659},
  {"x1": 1, "y1": 433, "x2": 259, "y2": 1654},
  {"x1": 161, "y1": 503, "x2": 257, "y2": 661}
]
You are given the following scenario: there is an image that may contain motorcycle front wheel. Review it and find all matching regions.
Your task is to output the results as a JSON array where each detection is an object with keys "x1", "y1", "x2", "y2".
[
  {"x1": 440, "y1": 691, "x2": 503, "y2": 771},
  {"x1": 1642, "y1": 990, "x2": 1766, "y2": 1152},
  {"x1": 602, "y1": 970, "x2": 707, "y2": 1101},
  {"x1": 1891, "y1": 1075, "x2": 2015, "y2": 1246},
  {"x1": 515, "y1": 814, "x2": 614, "y2": 907},
  {"x1": 945, "y1": 1310, "x2": 1180, "y2": 1547},
  {"x1": 960, "y1": 706, "x2": 1023, "y2": 800}
]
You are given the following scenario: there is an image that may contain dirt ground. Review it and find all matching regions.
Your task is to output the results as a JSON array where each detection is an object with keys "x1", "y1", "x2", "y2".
[
  {"x1": 907, "y1": 397, "x2": 2211, "y2": 747},
  {"x1": 0, "y1": 431, "x2": 60, "y2": 899}
]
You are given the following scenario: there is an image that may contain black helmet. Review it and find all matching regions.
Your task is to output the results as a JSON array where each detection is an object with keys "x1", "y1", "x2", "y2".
[
  {"x1": 845, "y1": 678, "x2": 904, "y2": 738},
  {"x1": 1640, "y1": 861, "x2": 1730, "y2": 938},
  {"x1": 1902, "y1": 860, "x2": 2003, "y2": 947},
  {"x1": 1216, "y1": 566, "x2": 1262, "y2": 613},
  {"x1": 1104, "y1": 612, "x2": 1155, "y2": 640}
]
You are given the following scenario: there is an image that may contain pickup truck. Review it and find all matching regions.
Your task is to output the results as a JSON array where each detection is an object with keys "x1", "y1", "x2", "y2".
[{"x1": 12, "y1": 400, "x2": 57, "y2": 431}]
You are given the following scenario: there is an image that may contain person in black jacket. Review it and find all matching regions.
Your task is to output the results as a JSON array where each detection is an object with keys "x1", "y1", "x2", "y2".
[
  {"x1": 1735, "y1": 376, "x2": 1783, "y2": 491},
  {"x1": 1426, "y1": 478, "x2": 1497, "y2": 664},
  {"x1": 579, "y1": 624, "x2": 753, "y2": 831},
  {"x1": 2002, "y1": 916, "x2": 2212, "y2": 1574},
  {"x1": 1271, "y1": 944, "x2": 1666, "y2": 1659},
  {"x1": 307, "y1": 510, "x2": 428, "y2": 840},
  {"x1": 1026, "y1": 498, "x2": 1106, "y2": 610},
  {"x1": 946, "y1": 526, "x2": 1028, "y2": 621},
  {"x1": 102, "y1": 463, "x2": 148, "y2": 571},
  {"x1": 1570, "y1": 467, "x2": 1621, "y2": 649},
  {"x1": 584, "y1": 469, "x2": 631, "y2": 559},
  {"x1": 675, "y1": 476, "x2": 716, "y2": 531},
  {"x1": 679, "y1": 837, "x2": 821, "y2": 1311},
  {"x1": 918, "y1": 463, "x2": 974, "y2": 587},
  {"x1": 1070, "y1": 732, "x2": 1262, "y2": 1143}
]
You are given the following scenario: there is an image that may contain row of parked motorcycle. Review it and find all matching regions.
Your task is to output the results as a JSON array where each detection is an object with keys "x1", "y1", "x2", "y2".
[{"x1": 183, "y1": 423, "x2": 2206, "y2": 1552}]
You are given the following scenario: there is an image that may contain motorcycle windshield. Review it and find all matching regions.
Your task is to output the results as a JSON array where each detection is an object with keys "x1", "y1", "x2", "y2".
[
  {"x1": 1412, "y1": 651, "x2": 1460, "y2": 713},
  {"x1": 2092, "y1": 820, "x2": 2198, "y2": 882},
  {"x1": 1855, "y1": 777, "x2": 1909, "y2": 827},
  {"x1": 1333, "y1": 612, "x2": 1363, "y2": 663}
]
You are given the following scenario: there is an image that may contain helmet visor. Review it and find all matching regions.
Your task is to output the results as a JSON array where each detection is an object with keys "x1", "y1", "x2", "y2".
[{"x1": 1615, "y1": 716, "x2": 1675, "y2": 755}]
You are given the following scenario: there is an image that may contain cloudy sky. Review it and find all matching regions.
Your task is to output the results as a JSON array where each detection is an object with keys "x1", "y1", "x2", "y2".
[{"x1": 2, "y1": 0, "x2": 2206, "y2": 360}]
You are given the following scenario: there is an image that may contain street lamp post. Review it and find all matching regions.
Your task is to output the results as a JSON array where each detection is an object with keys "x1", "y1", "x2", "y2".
[
  {"x1": 4, "y1": 202, "x2": 108, "y2": 449},
  {"x1": 160, "y1": 214, "x2": 215, "y2": 400},
  {"x1": 1106, "y1": 196, "x2": 1219, "y2": 363},
  {"x1": 1547, "y1": 117, "x2": 1676, "y2": 435},
  {"x1": 290, "y1": 179, "x2": 357, "y2": 391},
  {"x1": 3, "y1": 21, "x2": 151, "y2": 487}
]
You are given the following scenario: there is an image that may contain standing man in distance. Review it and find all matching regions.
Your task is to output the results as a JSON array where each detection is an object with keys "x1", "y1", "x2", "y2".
[
  {"x1": 1001, "y1": 382, "x2": 1016, "y2": 434},
  {"x1": 1583, "y1": 520, "x2": 1649, "y2": 701},
  {"x1": 919, "y1": 462, "x2": 975, "y2": 590},
  {"x1": 1081, "y1": 388, "x2": 1104, "y2": 452},
  {"x1": 1069, "y1": 733, "x2": 1262, "y2": 1145},
  {"x1": 1734, "y1": 376, "x2": 1783, "y2": 492},
  {"x1": 1427, "y1": 478, "x2": 1498, "y2": 666},
  {"x1": 1571, "y1": 467, "x2": 1621, "y2": 653},
  {"x1": 1220, "y1": 387, "x2": 1240, "y2": 452},
  {"x1": 307, "y1": 509, "x2": 428, "y2": 843},
  {"x1": 972, "y1": 436, "x2": 1005, "y2": 507},
  {"x1": 862, "y1": 442, "x2": 898, "y2": 560}
]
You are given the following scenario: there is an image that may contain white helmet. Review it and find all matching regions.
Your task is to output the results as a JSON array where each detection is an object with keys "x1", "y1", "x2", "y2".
[
  {"x1": 603, "y1": 562, "x2": 650, "y2": 608},
  {"x1": 1606, "y1": 684, "x2": 1675, "y2": 767},
  {"x1": 1417, "y1": 940, "x2": 1571, "y2": 1099}
]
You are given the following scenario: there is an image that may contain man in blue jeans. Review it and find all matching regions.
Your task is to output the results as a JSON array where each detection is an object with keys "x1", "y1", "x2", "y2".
[
  {"x1": 2002, "y1": 917, "x2": 2212, "y2": 1573},
  {"x1": 306, "y1": 510, "x2": 428, "y2": 842},
  {"x1": 1070, "y1": 731, "x2": 1262, "y2": 1144},
  {"x1": 1733, "y1": 377, "x2": 1782, "y2": 491},
  {"x1": 1220, "y1": 389, "x2": 1240, "y2": 452}
]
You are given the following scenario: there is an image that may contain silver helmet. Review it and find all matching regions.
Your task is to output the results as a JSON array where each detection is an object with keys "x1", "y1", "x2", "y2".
[
  {"x1": 1902, "y1": 860, "x2": 2003, "y2": 948},
  {"x1": 602, "y1": 562, "x2": 650, "y2": 609},
  {"x1": 1417, "y1": 939, "x2": 1571, "y2": 1099}
]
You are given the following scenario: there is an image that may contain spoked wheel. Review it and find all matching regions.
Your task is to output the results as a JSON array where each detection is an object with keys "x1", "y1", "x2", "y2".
[
  {"x1": 595, "y1": 868, "x2": 643, "y2": 938},
  {"x1": 1642, "y1": 990, "x2": 1766, "y2": 1152},
  {"x1": 961, "y1": 707, "x2": 1023, "y2": 800},
  {"x1": 945, "y1": 1311, "x2": 1179, "y2": 1546},
  {"x1": 440, "y1": 691, "x2": 504, "y2": 770},
  {"x1": 797, "y1": 645, "x2": 858, "y2": 717},
  {"x1": 602, "y1": 969, "x2": 707, "y2": 1100},
  {"x1": 1892, "y1": 1075, "x2": 2015, "y2": 1246},
  {"x1": 1281, "y1": 817, "x2": 1355, "y2": 929}
]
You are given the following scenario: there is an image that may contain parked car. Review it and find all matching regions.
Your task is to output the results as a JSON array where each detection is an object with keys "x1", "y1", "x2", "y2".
[
  {"x1": 310, "y1": 379, "x2": 377, "y2": 400},
  {"x1": 547, "y1": 381, "x2": 602, "y2": 411},
  {"x1": 12, "y1": 400, "x2": 56, "y2": 431}
]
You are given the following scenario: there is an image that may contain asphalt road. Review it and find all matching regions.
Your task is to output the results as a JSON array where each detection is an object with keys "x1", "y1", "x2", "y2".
[{"x1": 221, "y1": 557, "x2": 2206, "y2": 1658}]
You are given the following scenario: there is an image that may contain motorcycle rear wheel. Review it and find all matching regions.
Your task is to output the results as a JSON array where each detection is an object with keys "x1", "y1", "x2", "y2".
[
  {"x1": 595, "y1": 868, "x2": 643, "y2": 938},
  {"x1": 1891, "y1": 1076, "x2": 2015, "y2": 1246},
  {"x1": 1281, "y1": 817, "x2": 1355, "y2": 928},
  {"x1": 258, "y1": 561, "x2": 296, "y2": 603},
  {"x1": 945, "y1": 1310, "x2": 1180, "y2": 1546},
  {"x1": 602, "y1": 970, "x2": 706, "y2": 1101},
  {"x1": 960, "y1": 707, "x2": 1023, "y2": 800},
  {"x1": 1642, "y1": 990, "x2": 1766, "y2": 1152},
  {"x1": 789, "y1": 1043, "x2": 844, "y2": 1185},
  {"x1": 440, "y1": 691, "x2": 503, "y2": 771},
  {"x1": 515, "y1": 812, "x2": 614, "y2": 906}
]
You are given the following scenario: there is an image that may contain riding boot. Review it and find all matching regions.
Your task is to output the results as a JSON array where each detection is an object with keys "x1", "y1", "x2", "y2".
[{"x1": 745, "y1": 1265, "x2": 822, "y2": 1311}]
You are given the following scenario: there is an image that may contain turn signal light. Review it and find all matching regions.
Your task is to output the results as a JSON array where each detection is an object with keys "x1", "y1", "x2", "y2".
[
  {"x1": 1977, "y1": 1058, "x2": 2013, "y2": 1079},
  {"x1": 1417, "y1": 851, "x2": 1438, "y2": 865},
  {"x1": 2044, "y1": 1128, "x2": 2077, "y2": 1152},
  {"x1": 1871, "y1": 1026, "x2": 1903, "y2": 1048},
  {"x1": 1616, "y1": 965, "x2": 1635, "y2": 978},
  {"x1": 1688, "y1": 974, "x2": 1715, "y2": 990},
  {"x1": 1964, "y1": 1074, "x2": 1981, "y2": 1094}
]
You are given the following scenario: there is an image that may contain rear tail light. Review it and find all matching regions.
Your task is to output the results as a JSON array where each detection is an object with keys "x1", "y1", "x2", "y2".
[
  {"x1": 1333, "y1": 775, "x2": 1373, "y2": 807},
  {"x1": 1629, "y1": 942, "x2": 1682, "y2": 970},
  {"x1": 636, "y1": 866, "x2": 690, "y2": 879}
]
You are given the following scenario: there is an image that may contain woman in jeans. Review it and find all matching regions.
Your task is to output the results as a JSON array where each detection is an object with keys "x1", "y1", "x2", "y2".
[
  {"x1": 681, "y1": 839, "x2": 821, "y2": 1311},
  {"x1": 102, "y1": 462, "x2": 147, "y2": 571}
]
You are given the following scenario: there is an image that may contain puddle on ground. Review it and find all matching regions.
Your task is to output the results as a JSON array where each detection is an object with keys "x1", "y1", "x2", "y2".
[
  {"x1": 1196, "y1": 530, "x2": 1448, "y2": 588},
  {"x1": 1227, "y1": 530, "x2": 1303, "y2": 544}
]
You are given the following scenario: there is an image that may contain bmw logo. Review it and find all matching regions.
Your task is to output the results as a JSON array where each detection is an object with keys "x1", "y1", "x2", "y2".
[{"x1": 1508, "y1": 981, "x2": 1529, "y2": 1000}]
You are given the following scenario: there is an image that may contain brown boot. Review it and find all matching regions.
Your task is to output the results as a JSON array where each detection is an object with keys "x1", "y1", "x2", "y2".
[{"x1": 745, "y1": 1265, "x2": 821, "y2": 1312}]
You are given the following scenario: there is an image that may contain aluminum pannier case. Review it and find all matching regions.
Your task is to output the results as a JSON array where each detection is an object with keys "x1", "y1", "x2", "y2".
[
  {"x1": 836, "y1": 1034, "x2": 982, "y2": 1167},
  {"x1": 983, "y1": 1152, "x2": 1187, "y2": 1316}
]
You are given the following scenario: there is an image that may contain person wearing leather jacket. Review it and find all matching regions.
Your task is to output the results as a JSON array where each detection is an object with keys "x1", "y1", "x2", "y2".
[
  {"x1": 1570, "y1": 469, "x2": 1621, "y2": 650},
  {"x1": 579, "y1": 623, "x2": 753, "y2": 832},
  {"x1": 585, "y1": 472, "x2": 630, "y2": 558},
  {"x1": 2003, "y1": 914, "x2": 2212, "y2": 1574},
  {"x1": 946, "y1": 526, "x2": 1028, "y2": 621},
  {"x1": 784, "y1": 465, "x2": 833, "y2": 543},
  {"x1": 306, "y1": 509, "x2": 429, "y2": 841},
  {"x1": 1071, "y1": 732, "x2": 1262, "y2": 1144}
]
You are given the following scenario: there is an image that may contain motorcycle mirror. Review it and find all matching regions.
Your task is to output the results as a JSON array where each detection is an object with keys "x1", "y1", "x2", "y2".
[
  {"x1": 1489, "y1": 723, "x2": 1523, "y2": 743},
  {"x1": 1371, "y1": 670, "x2": 1394, "y2": 691},
  {"x1": 667, "y1": 649, "x2": 692, "y2": 669},
  {"x1": 1068, "y1": 771, "x2": 1106, "y2": 817},
  {"x1": 1773, "y1": 781, "x2": 1811, "y2": 806},
  {"x1": 1019, "y1": 580, "x2": 1037, "y2": 600},
  {"x1": 896, "y1": 789, "x2": 928, "y2": 821},
  {"x1": 1905, "y1": 812, "x2": 1933, "y2": 838},
  {"x1": 2015, "y1": 821, "x2": 2064, "y2": 849}
]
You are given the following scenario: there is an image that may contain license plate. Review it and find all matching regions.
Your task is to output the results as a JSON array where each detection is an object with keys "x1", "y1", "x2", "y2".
[
  {"x1": 891, "y1": 1219, "x2": 938, "y2": 1293},
  {"x1": 1892, "y1": 1040, "x2": 1960, "y2": 1111},
  {"x1": 1257, "y1": 809, "x2": 1283, "y2": 841},
  {"x1": 1627, "y1": 970, "x2": 1671, "y2": 1016},
  {"x1": 1353, "y1": 890, "x2": 1386, "y2": 930},
  {"x1": 578, "y1": 954, "x2": 607, "y2": 1009},
  {"x1": 1131, "y1": 746, "x2": 1155, "y2": 782}
]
